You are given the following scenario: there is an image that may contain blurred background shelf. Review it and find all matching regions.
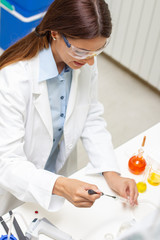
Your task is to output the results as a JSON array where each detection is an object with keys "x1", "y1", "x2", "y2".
[{"x1": 104, "y1": 0, "x2": 160, "y2": 91}]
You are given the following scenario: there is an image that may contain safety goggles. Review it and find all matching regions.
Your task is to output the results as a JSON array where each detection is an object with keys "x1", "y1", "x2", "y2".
[{"x1": 62, "y1": 34, "x2": 108, "y2": 59}]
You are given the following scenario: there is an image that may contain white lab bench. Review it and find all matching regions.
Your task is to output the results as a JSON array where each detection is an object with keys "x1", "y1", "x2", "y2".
[{"x1": 1, "y1": 123, "x2": 160, "y2": 240}]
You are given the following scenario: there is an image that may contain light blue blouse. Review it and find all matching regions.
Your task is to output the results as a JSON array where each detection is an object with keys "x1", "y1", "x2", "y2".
[{"x1": 38, "y1": 45, "x2": 72, "y2": 172}]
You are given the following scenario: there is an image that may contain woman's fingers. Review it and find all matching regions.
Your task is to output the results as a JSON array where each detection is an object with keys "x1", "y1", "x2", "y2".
[
  {"x1": 127, "y1": 186, "x2": 136, "y2": 206},
  {"x1": 103, "y1": 172, "x2": 139, "y2": 206},
  {"x1": 122, "y1": 179, "x2": 139, "y2": 206},
  {"x1": 124, "y1": 181, "x2": 139, "y2": 206},
  {"x1": 53, "y1": 177, "x2": 101, "y2": 208},
  {"x1": 75, "y1": 201, "x2": 94, "y2": 208}
]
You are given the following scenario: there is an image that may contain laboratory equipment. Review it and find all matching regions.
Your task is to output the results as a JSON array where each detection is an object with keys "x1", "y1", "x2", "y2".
[
  {"x1": 25, "y1": 218, "x2": 73, "y2": 240},
  {"x1": 117, "y1": 203, "x2": 160, "y2": 240},
  {"x1": 128, "y1": 136, "x2": 147, "y2": 175},
  {"x1": 0, "y1": 0, "x2": 53, "y2": 50},
  {"x1": 0, "y1": 213, "x2": 17, "y2": 240},
  {"x1": 9, "y1": 0, "x2": 53, "y2": 13},
  {"x1": 0, "y1": 216, "x2": 9, "y2": 234},
  {"x1": 136, "y1": 164, "x2": 150, "y2": 193},
  {"x1": 147, "y1": 170, "x2": 160, "y2": 186},
  {"x1": 131, "y1": 199, "x2": 158, "y2": 222},
  {"x1": 88, "y1": 189, "x2": 130, "y2": 204},
  {"x1": 104, "y1": 233, "x2": 114, "y2": 240},
  {"x1": 147, "y1": 165, "x2": 160, "y2": 186},
  {"x1": 0, "y1": 236, "x2": 17, "y2": 240},
  {"x1": 7, "y1": 213, "x2": 14, "y2": 240},
  {"x1": 116, "y1": 219, "x2": 136, "y2": 237},
  {"x1": 9, "y1": 211, "x2": 26, "y2": 240},
  {"x1": 0, "y1": 211, "x2": 29, "y2": 240},
  {"x1": 136, "y1": 182, "x2": 147, "y2": 193}
]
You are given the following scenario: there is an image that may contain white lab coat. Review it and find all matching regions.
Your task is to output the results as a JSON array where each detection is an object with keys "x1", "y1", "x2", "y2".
[{"x1": 0, "y1": 53, "x2": 119, "y2": 215}]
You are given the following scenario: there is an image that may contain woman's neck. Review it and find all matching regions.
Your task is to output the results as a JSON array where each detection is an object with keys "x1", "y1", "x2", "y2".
[{"x1": 51, "y1": 42, "x2": 65, "y2": 74}]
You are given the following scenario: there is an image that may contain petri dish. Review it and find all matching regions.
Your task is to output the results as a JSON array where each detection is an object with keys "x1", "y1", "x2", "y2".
[{"x1": 131, "y1": 200, "x2": 158, "y2": 221}]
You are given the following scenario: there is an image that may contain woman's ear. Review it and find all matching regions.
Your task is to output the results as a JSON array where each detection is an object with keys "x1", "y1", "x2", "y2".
[{"x1": 51, "y1": 31, "x2": 60, "y2": 40}]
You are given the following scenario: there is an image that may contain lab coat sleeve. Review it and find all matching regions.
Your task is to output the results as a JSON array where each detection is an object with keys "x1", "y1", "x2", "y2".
[
  {"x1": 0, "y1": 64, "x2": 64, "y2": 212},
  {"x1": 81, "y1": 58, "x2": 120, "y2": 174}
]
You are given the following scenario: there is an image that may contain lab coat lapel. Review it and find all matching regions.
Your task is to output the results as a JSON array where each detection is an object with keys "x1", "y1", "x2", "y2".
[
  {"x1": 30, "y1": 53, "x2": 53, "y2": 141},
  {"x1": 33, "y1": 81, "x2": 53, "y2": 140},
  {"x1": 65, "y1": 69, "x2": 80, "y2": 122}
]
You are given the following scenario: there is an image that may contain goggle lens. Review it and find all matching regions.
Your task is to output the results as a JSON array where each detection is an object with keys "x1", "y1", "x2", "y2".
[
  {"x1": 62, "y1": 34, "x2": 109, "y2": 59},
  {"x1": 68, "y1": 45, "x2": 105, "y2": 59}
]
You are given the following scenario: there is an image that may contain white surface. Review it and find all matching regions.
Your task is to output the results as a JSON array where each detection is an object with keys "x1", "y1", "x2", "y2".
[{"x1": 1, "y1": 123, "x2": 160, "y2": 240}]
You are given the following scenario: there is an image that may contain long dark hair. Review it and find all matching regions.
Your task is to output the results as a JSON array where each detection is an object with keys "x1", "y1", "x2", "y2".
[{"x1": 0, "y1": 0, "x2": 112, "y2": 69}]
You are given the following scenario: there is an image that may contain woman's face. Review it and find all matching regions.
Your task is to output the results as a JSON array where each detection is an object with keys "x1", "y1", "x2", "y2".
[{"x1": 51, "y1": 32, "x2": 107, "y2": 69}]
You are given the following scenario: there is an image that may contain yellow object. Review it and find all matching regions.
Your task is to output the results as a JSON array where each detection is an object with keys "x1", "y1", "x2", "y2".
[
  {"x1": 147, "y1": 172, "x2": 160, "y2": 186},
  {"x1": 137, "y1": 182, "x2": 147, "y2": 193}
]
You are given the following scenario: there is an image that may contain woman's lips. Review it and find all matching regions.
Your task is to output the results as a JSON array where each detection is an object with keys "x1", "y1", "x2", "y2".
[{"x1": 73, "y1": 61, "x2": 85, "y2": 67}]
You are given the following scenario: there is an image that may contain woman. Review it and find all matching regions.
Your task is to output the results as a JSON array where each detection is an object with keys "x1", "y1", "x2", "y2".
[{"x1": 0, "y1": 0, "x2": 138, "y2": 215}]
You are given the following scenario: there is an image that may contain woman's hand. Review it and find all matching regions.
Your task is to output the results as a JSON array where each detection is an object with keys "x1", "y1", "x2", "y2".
[
  {"x1": 103, "y1": 171, "x2": 139, "y2": 206},
  {"x1": 52, "y1": 177, "x2": 101, "y2": 208}
]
